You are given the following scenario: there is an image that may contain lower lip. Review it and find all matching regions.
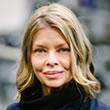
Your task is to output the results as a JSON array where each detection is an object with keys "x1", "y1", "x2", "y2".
[{"x1": 43, "y1": 72, "x2": 63, "y2": 79}]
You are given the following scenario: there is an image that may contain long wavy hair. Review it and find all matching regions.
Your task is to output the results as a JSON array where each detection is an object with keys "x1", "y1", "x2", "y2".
[{"x1": 16, "y1": 3, "x2": 100, "y2": 100}]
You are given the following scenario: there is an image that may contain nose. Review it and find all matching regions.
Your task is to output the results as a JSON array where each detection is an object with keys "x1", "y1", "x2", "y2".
[{"x1": 46, "y1": 51, "x2": 58, "y2": 67}]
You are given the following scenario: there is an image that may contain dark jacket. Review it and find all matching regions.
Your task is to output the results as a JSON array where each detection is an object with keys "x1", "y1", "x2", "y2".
[
  {"x1": 6, "y1": 81, "x2": 110, "y2": 110},
  {"x1": 6, "y1": 98, "x2": 110, "y2": 110},
  {"x1": 7, "y1": 81, "x2": 110, "y2": 110}
]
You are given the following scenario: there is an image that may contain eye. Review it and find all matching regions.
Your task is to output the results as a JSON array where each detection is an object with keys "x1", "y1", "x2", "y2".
[
  {"x1": 58, "y1": 48, "x2": 70, "y2": 53},
  {"x1": 33, "y1": 48, "x2": 46, "y2": 53}
]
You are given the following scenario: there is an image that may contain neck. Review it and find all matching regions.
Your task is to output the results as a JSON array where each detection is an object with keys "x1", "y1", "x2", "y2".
[
  {"x1": 42, "y1": 85, "x2": 52, "y2": 96},
  {"x1": 41, "y1": 82, "x2": 72, "y2": 96}
]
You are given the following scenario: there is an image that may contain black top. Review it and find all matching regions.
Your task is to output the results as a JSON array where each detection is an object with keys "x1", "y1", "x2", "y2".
[
  {"x1": 7, "y1": 80, "x2": 110, "y2": 110},
  {"x1": 20, "y1": 80, "x2": 90, "y2": 110}
]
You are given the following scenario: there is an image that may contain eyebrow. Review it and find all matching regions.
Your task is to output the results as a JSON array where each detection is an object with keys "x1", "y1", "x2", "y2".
[
  {"x1": 32, "y1": 44, "x2": 47, "y2": 49},
  {"x1": 32, "y1": 43, "x2": 69, "y2": 49},
  {"x1": 55, "y1": 43, "x2": 69, "y2": 48}
]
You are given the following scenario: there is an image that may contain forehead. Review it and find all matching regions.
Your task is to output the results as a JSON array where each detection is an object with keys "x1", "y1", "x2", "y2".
[{"x1": 32, "y1": 27, "x2": 68, "y2": 45}]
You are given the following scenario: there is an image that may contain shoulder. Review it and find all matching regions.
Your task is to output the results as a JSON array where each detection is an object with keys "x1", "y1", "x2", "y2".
[
  {"x1": 6, "y1": 103, "x2": 20, "y2": 110},
  {"x1": 90, "y1": 97, "x2": 110, "y2": 110}
]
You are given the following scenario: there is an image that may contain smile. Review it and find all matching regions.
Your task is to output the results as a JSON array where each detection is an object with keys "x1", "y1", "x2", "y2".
[{"x1": 43, "y1": 71, "x2": 64, "y2": 79}]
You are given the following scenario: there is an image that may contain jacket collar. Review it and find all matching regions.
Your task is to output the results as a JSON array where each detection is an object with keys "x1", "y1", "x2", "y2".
[{"x1": 20, "y1": 80, "x2": 88, "y2": 110}]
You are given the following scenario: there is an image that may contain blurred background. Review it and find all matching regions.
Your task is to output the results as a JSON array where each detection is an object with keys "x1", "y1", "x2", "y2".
[{"x1": 0, "y1": 0, "x2": 110, "y2": 110}]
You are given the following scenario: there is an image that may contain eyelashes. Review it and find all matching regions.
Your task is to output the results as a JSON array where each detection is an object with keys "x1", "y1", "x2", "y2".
[
  {"x1": 57, "y1": 48, "x2": 70, "y2": 53},
  {"x1": 33, "y1": 48, "x2": 46, "y2": 53},
  {"x1": 33, "y1": 47, "x2": 70, "y2": 53}
]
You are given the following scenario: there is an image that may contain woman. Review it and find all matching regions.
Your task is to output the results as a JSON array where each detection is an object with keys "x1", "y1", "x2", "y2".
[{"x1": 7, "y1": 3, "x2": 110, "y2": 110}]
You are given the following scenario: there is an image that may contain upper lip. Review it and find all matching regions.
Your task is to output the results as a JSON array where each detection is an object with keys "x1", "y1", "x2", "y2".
[{"x1": 43, "y1": 71, "x2": 64, "y2": 75}]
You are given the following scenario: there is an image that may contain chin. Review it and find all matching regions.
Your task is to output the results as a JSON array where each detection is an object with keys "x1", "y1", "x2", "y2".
[{"x1": 45, "y1": 80, "x2": 65, "y2": 88}]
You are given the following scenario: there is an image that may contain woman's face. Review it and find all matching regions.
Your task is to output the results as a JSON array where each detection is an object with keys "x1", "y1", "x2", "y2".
[{"x1": 31, "y1": 27, "x2": 72, "y2": 88}]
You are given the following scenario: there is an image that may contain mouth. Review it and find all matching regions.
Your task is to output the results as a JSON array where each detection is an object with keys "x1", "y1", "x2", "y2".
[{"x1": 43, "y1": 71, "x2": 64, "y2": 79}]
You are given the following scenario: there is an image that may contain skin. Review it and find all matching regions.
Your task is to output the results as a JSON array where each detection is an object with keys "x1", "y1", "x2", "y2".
[{"x1": 31, "y1": 27, "x2": 72, "y2": 95}]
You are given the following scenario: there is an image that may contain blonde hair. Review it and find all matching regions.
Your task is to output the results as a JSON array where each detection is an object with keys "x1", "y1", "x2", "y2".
[{"x1": 16, "y1": 3, "x2": 100, "y2": 100}]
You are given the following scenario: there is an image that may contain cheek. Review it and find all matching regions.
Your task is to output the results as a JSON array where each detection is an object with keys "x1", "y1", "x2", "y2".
[
  {"x1": 60, "y1": 56, "x2": 71, "y2": 70},
  {"x1": 31, "y1": 57, "x2": 43, "y2": 72}
]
